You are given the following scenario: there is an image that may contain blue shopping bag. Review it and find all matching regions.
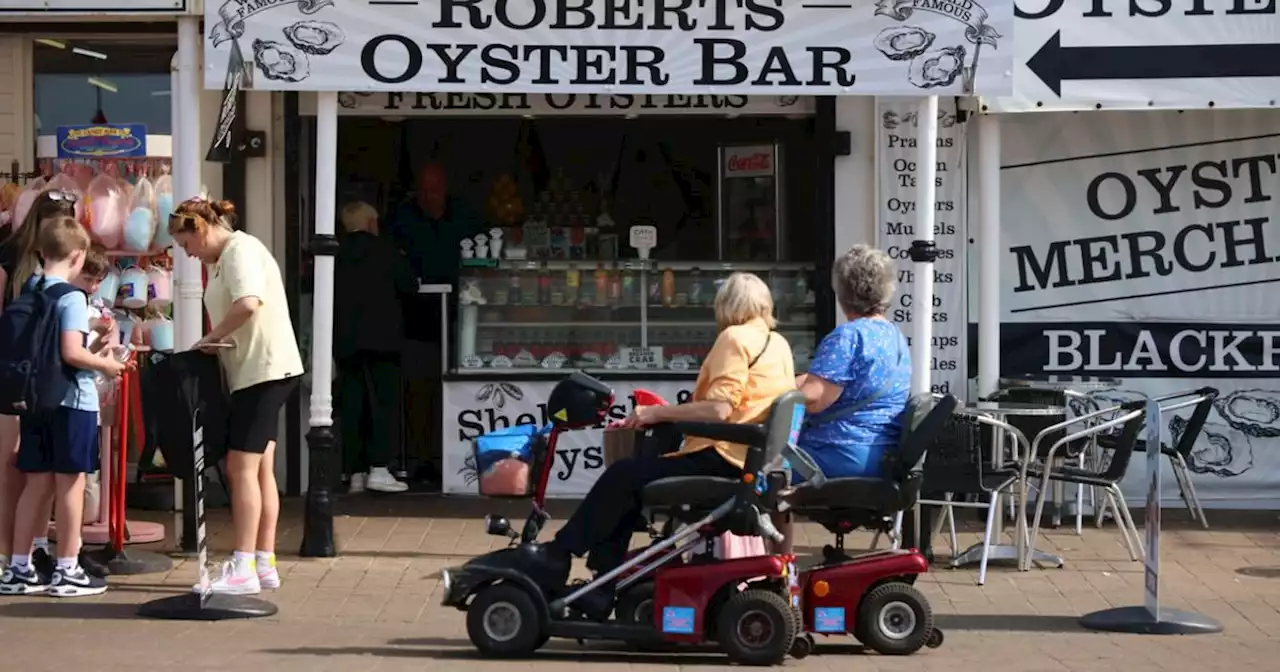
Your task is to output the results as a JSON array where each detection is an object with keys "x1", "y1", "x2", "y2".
[{"x1": 473, "y1": 423, "x2": 551, "y2": 475}]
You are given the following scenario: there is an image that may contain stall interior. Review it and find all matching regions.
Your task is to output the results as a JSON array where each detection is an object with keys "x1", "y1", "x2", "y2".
[{"x1": 333, "y1": 114, "x2": 822, "y2": 375}]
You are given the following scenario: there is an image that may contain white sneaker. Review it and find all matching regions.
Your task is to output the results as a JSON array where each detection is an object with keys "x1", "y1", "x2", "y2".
[
  {"x1": 348, "y1": 472, "x2": 366, "y2": 494},
  {"x1": 192, "y1": 559, "x2": 261, "y2": 596},
  {"x1": 366, "y1": 467, "x2": 408, "y2": 493},
  {"x1": 258, "y1": 564, "x2": 281, "y2": 589}
]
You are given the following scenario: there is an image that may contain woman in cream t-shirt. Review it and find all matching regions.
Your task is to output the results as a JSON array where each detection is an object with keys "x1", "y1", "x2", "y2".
[{"x1": 169, "y1": 198, "x2": 303, "y2": 596}]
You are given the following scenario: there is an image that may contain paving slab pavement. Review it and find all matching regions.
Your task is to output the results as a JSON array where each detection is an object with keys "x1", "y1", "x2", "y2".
[{"x1": 2, "y1": 496, "x2": 1278, "y2": 671}]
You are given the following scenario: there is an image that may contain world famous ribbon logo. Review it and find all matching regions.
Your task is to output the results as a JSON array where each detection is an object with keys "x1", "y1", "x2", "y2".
[
  {"x1": 874, "y1": 0, "x2": 1002, "y2": 46},
  {"x1": 209, "y1": 0, "x2": 335, "y2": 47}
]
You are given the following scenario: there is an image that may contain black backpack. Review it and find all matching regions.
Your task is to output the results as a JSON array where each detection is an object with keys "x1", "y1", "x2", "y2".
[{"x1": 0, "y1": 278, "x2": 83, "y2": 417}]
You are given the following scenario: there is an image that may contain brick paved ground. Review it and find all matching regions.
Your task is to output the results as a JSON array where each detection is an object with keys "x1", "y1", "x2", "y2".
[{"x1": 2, "y1": 496, "x2": 1279, "y2": 671}]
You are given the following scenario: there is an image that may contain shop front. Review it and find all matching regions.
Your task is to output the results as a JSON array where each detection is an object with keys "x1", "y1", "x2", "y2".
[
  {"x1": 209, "y1": 0, "x2": 1015, "y2": 510},
  {"x1": 978, "y1": 5, "x2": 1280, "y2": 508}
]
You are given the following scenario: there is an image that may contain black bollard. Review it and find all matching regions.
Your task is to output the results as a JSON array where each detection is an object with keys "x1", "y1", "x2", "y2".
[{"x1": 299, "y1": 424, "x2": 337, "y2": 557}]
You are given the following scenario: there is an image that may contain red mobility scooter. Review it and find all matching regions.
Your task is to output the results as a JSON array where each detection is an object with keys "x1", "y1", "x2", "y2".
[
  {"x1": 441, "y1": 373, "x2": 811, "y2": 665},
  {"x1": 619, "y1": 392, "x2": 957, "y2": 658}
]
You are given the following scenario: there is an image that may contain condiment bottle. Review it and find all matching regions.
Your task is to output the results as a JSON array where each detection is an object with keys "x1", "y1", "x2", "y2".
[
  {"x1": 537, "y1": 264, "x2": 551, "y2": 305},
  {"x1": 661, "y1": 268, "x2": 676, "y2": 308},
  {"x1": 508, "y1": 270, "x2": 522, "y2": 305},
  {"x1": 621, "y1": 266, "x2": 636, "y2": 305},
  {"x1": 608, "y1": 263, "x2": 622, "y2": 303},
  {"x1": 594, "y1": 262, "x2": 609, "y2": 306},
  {"x1": 565, "y1": 264, "x2": 580, "y2": 305},
  {"x1": 688, "y1": 267, "x2": 704, "y2": 306}
]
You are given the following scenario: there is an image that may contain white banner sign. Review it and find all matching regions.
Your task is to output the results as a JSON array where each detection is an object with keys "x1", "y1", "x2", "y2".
[
  {"x1": 205, "y1": 0, "x2": 1016, "y2": 95},
  {"x1": 302, "y1": 92, "x2": 816, "y2": 116},
  {"x1": 442, "y1": 378, "x2": 694, "y2": 497},
  {"x1": 995, "y1": 108, "x2": 1280, "y2": 508},
  {"x1": 876, "y1": 97, "x2": 967, "y2": 398},
  {"x1": 990, "y1": 2, "x2": 1280, "y2": 112}
]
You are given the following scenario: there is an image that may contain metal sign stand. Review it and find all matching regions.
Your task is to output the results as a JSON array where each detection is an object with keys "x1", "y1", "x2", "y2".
[
  {"x1": 137, "y1": 423, "x2": 277, "y2": 620},
  {"x1": 1079, "y1": 399, "x2": 1221, "y2": 635}
]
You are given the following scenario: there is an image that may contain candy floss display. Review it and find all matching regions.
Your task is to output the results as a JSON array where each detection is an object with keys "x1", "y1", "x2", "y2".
[
  {"x1": 85, "y1": 171, "x2": 127, "y2": 249},
  {"x1": 123, "y1": 168, "x2": 158, "y2": 252},
  {"x1": 151, "y1": 168, "x2": 175, "y2": 249}
]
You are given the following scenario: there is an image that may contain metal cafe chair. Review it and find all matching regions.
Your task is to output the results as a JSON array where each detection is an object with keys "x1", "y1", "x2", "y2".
[
  {"x1": 1095, "y1": 387, "x2": 1218, "y2": 529},
  {"x1": 917, "y1": 411, "x2": 1032, "y2": 585},
  {"x1": 1021, "y1": 401, "x2": 1149, "y2": 571}
]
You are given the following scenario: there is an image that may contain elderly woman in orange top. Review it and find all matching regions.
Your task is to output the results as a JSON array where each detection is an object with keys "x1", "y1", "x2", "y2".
[{"x1": 527, "y1": 273, "x2": 795, "y2": 596}]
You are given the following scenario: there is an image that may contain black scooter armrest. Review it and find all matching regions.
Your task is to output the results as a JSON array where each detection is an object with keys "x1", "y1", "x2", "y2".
[{"x1": 669, "y1": 421, "x2": 765, "y2": 447}]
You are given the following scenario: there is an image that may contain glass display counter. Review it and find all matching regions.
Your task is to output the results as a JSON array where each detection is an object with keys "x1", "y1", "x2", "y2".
[{"x1": 452, "y1": 260, "x2": 818, "y2": 377}]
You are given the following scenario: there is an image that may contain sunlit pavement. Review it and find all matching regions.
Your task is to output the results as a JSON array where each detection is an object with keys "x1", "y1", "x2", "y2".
[{"x1": 2, "y1": 497, "x2": 1278, "y2": 671}]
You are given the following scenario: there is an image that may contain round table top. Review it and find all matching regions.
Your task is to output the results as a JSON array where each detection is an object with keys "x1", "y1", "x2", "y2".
[
  {"x1": 999, "y1": 374, "x2": 1120, "y2": 391},
  {"x1": 960, "y1": 401, "x2": 1067, "y2": 416}
]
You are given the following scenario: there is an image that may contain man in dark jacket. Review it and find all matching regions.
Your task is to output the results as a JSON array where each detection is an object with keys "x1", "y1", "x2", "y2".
[{"x1": 335, "y1": 201, "x2": 418, "y2": 493}]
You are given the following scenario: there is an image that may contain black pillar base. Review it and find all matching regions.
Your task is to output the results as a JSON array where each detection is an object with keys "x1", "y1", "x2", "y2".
[
  {"x1": 1080, "y1": 606, "x2": 1224, "y2": 635},
  {"x1": 87, "y1": 548, "x2": 174, "y2": 575},
  {"x1": 137, "y1": 591, "x2": 278, "y2": 621},
  {"x1": 299, "y1": 424, "x2": 337, "y2": 558}
]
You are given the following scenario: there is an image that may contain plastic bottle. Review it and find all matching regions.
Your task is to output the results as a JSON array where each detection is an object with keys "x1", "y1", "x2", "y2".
[
  {"x1": 661, "y1": 268, "x2": 676, "y2": 308},
  {"x1": 594, "y1": 262, "x2": 608, "y2": 307}
]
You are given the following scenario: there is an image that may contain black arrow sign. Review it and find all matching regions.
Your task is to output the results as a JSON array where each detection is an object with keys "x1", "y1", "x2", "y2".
[{"x1": 1028, "y1": 30, "x2": 1280, "y2": 96}]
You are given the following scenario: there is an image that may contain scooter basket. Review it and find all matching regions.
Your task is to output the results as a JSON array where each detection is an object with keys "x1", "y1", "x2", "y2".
[{"x1": 473, "y1": 424, "x2": 551, "y2": 498}]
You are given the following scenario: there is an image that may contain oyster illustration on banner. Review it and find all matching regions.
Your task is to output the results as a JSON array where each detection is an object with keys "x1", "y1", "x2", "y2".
[
  {"x1": 1214, "y1": 389, "x2": 1280, "y2": 438},
  {"x1": 1171, "y1": 415, "x2": 1254, "y2": 478},
  {"x1": 1070, "y1": 389, "x2": 1148, "y2": 417},
  {"x1": 283, "y1": 21, "x2": 346, "y2": 56},
  {"x1": 908, "y1": 46, "x2": 967, "y2": 89},
  {"x1": 874, "y1": 26, "x2": 935, "y2": 61},
  {"x1": 252, "y1": 39, "x2": 310, "y2": 83}
]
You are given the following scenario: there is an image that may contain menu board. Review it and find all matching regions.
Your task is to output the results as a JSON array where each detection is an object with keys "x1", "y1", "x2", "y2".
[{"x1": 874, "y1": 98, "x2": 968, "y2": 398}]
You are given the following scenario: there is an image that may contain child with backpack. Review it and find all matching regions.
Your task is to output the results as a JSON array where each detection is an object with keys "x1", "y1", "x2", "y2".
[{"x1": 0, "y1": 216, "x2": 129, "y2": 596}]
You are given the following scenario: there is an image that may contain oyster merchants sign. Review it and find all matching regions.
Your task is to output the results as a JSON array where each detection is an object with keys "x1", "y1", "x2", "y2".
[
  {"x1": 989, "y1": 107, "x2": 1280, "y2": 508},
  {"x1": 991, "y1": 0, "x2": 1280, "y2": 111},
  {"x1": 204, "y1": 0, "x2": 1015, "y2": 95}
]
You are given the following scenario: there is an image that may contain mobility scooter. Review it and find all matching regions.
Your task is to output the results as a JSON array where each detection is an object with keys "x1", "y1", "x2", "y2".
[
  {"x1": 627, "y1": 392, "x2": 957, "y2": 658},
  {"x1": 441, "y1": 373, "x2": 811, "y2": 665}
]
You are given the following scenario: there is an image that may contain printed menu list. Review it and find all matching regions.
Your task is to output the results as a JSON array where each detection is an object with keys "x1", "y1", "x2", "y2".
[{"x1": 874, "y1": 98, "x2": 968, "y2": 397}]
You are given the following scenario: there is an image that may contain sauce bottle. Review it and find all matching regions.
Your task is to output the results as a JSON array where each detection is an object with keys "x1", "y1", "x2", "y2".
[
  {"x1": 594, "y1": 262, "x2": 609, "y2": 306},
  {"x1": 565, "y1": 264, "x2": 580, "y2": 305},
  {"x1": 688, "y1": 267, "x2": 704, "y2": 307},
  {"x1": 537, "y1": 264, "x2": 551, "y2": 305},
  {"x1": 620, "y1": 265, "x2": 635, "y2": 305},
  {"x1": 608, "y1": 263, "x2": 622, "y2": 303},
  {"x1": 661, "y1": 268, "x2": 676, "y2": 308},
  {"x1": 508, "y1": 270, "x2": 522, "y2": 305}
]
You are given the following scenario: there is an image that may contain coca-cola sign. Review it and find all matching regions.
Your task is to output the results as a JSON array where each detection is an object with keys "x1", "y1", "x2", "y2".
[{"x1": 724, "y1": 145, "x2": 775, "y2": 178}]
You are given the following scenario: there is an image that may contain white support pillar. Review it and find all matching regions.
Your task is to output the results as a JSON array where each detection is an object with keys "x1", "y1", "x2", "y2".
[
  {"x1": 299, "y1": 91, "x2": 338, "y2": 557},
  {"x1": 977, "y1": 113, "x2": 1001, "y2": 399},
  {"x1": 173, "y1": 17, "x2": 203, "y2": 351},
  {"x1": 909, "y1": 96, "x2": 939, "y2": 396}
]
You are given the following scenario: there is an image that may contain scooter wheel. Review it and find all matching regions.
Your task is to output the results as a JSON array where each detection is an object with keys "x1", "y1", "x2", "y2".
[
  {"x1": 717, "y1": 589, "x2": 797, "y2": 666},
  {"x1": 855, "y1": 582, "x2": 934, "y2": 656},
  {"x1": 789, "y1": 633, "x2": 815, "y2": 660},
  {"x1": 926, "y1": 627, "x2": 944, "y2": 648},
  {"x1": 466, "y1": 584, "x2": 546, "y2": 658}
]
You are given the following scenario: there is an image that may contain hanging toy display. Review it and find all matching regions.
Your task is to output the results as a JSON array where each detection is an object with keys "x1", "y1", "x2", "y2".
[
  {"x1": 147, "y1": 264, "x2": 172, "y2": 309},
  {"x1": 152, "y1": 165, "x2": 175, "y2": 249},
  {"x1": 118, "y1": 264, "x2": 149, "y2": 310},
  {"x1": 11, "y1": 176, "x2": 47, "y2": 229}
]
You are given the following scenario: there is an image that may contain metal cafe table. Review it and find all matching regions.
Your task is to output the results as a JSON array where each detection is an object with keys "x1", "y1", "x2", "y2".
[
  {"x1": 996, "y1": 375, "x2": 1122, "y2": 526},
  {"x1": 950, "y1": 401, "x2": 1068, "y2": 572}
]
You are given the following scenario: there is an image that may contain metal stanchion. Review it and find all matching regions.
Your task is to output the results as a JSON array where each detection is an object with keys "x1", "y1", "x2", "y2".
[{"x1": 137, "y1": 421, "x2": 276, "y2": 620}]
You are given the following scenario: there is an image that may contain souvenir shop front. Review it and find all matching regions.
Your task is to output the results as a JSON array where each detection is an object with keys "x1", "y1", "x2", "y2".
[{"x1": 208, "y1": 0, "x2": 1017, "y2": 496}]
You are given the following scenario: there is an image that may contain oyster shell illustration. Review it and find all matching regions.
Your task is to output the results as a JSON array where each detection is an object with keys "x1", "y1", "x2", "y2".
[
  {"x1": 1214, "y1": 389, "x2": 1280, "y2": 438},
  {"x1": 874, "y1": 26, "x2": 934, "y2": 61},
  {"x1": 252, "y1": 39, "x2": 310, "y2": 83},
  {"x1": 283, "y1": 20, "x2": 346, "y2": 56},
  {"x1": 1171, "y1": 415, "x2": 1253, "y2": 477},
  {"x1": 908, "y1": 46, "x2": 967, "y2": 89}
]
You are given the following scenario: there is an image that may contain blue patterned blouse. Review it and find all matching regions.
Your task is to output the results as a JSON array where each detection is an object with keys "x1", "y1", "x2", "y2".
[{"x1": 797, "y1": 318, "x2": 912, "y2": 478}]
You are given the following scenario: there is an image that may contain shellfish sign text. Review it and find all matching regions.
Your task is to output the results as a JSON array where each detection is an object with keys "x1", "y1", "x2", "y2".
[{"x1": 203, "y1": 0, "x2": 1016, "y2": 95}]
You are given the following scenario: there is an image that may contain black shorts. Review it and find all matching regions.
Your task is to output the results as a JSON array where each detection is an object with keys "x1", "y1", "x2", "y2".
[{"x1": 228, "y1": 377, "x2": 300, "y2": 455}]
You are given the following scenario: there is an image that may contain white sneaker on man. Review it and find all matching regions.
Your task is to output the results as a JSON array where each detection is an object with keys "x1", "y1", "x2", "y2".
[
  {"x1": 366, "y1": 467, "x2": 408, "y2": 493},
  {"x1": 348, "y1": 472, "x2": 366, "y2": 494}
]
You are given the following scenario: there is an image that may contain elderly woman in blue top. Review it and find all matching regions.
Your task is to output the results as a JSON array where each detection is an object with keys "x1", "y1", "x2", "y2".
[{"x1": 774, "y1": 244, "x2": 911, "y2": 552}]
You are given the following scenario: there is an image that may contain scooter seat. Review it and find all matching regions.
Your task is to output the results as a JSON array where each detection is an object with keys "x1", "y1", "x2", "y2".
[
  {"x1": 785, "y1": 476, "x2": 902, "y2": 512},
  {"x1": 643, "y1": 476, "x2": 739, "y2": 509}
]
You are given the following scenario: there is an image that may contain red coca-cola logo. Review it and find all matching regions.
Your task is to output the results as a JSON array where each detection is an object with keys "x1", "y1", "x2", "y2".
[{"x1": 727, "y1": 152, "x2": 772, "y2": 173}]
